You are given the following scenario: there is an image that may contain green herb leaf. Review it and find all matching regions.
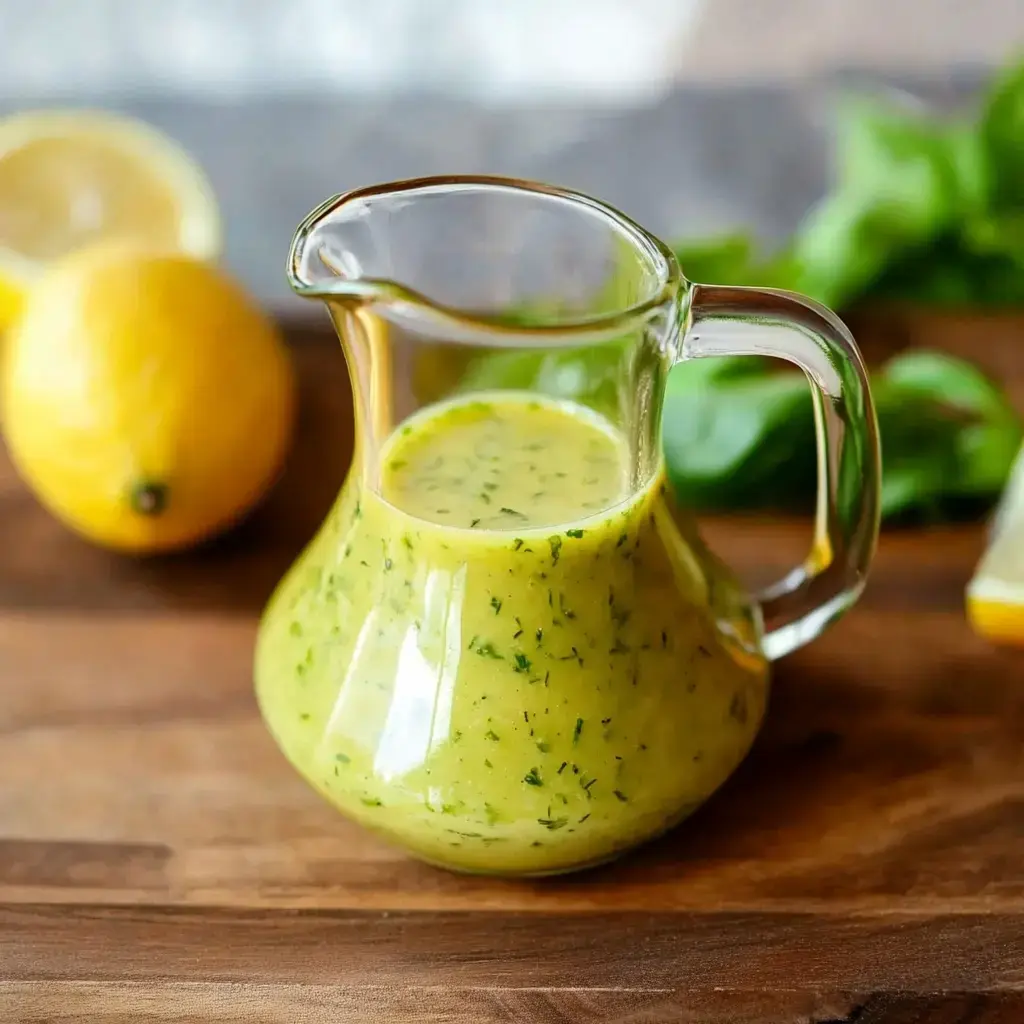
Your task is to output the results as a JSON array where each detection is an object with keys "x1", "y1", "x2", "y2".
[
  {"x1": 980, "y1": 58, "x2": 1024, "y2": 211},
  {"x1": 513, "y1": 652, "x2": 533, "y2": 673},
  {"x1": 473, "y1": 640, "x2": 503, "y2": 660},
  {"x1": 538, "y1": 816, "x2": 568, "y2": 830},
  {"x1": 663, "y1": 345, "x2": 1021, "y2": 522},
  {"x1": 792, "y1": 98, "x2": 986, "y2": 309},
  {"x1": 674, "y1": 233, "x2": 801, "y2": 290},
  {"x1": 548, "y1": 536, "x2": 563, "y2": 565},
  {"x1": 662, "y1": 358, "x2": 816, "y2": 510},
  {"x1": 876, "y1": 350, "x2": 1022, "y2": 516}
]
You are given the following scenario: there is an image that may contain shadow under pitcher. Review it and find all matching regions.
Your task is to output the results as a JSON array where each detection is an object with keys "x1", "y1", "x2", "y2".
[{"x1": 255, "y1": 176, "x2": 880, "y2": 876}]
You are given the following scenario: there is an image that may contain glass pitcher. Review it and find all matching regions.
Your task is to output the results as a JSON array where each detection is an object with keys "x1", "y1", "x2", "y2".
[{"x1": 255, "y1": 176, "x2": 880, "y2": 877}]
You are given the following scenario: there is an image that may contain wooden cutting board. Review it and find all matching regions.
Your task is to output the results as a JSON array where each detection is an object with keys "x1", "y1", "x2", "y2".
[{"x1": 2, "y1": 323, "x2": 1023, "y2": 1024}]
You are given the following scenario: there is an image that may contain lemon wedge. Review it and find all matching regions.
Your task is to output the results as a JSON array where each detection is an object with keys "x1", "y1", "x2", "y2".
[
  {"x1": 0, "y1": 109, "x2": 221, "y2": 329},
  {"x1": 967, "y1": 443, "x2": 1024, "y2": 645}
]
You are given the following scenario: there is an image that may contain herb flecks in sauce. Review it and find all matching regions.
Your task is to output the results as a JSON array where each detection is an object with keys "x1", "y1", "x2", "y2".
[
  {"x1": 548, "y1": 536, "x2": 563, "y2": 564},
  {"x1": 472, "y1": 640, "x2": 503, "y2": 660},
  {"x1": 539, "y1": 816, "x2": 568, "y2": 830},
  {"x1": 383, "y1": 396, "x2": 627, "y2": 531},
  {"x1": 513, "y1": 653, "x2": 532, "y2": 674},
  {"x1": 256, "y1": 392, "x2": 770, "y2": 876}
]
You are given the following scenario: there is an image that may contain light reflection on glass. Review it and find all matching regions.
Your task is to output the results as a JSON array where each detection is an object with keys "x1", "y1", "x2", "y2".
[{"x1": 373, "y1": 565, "x2": 466, "y2": 780}]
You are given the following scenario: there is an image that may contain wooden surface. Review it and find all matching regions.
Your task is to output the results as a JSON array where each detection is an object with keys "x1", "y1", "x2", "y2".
[{"x1": 2, "y1": 320, "x2": 1024, "y2": 1022}]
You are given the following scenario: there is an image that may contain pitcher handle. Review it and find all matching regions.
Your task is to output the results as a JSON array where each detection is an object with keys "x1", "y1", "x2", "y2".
[{"x1": 682, "y1": 284, "x2": 881, "y2": 660}]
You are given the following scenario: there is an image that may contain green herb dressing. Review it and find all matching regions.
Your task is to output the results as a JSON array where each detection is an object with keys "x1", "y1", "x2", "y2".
[{"x1": 256, "y1": 393, "x2": 768, "y2": 875}]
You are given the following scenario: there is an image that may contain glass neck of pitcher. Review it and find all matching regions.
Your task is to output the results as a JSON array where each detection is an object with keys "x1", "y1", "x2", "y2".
[
  {"x1": 324, "y1": 293, "x2": 683, "y2": 496},
  {"x1": 288, "y1": 176, "x2": 685, "y2": 496}
]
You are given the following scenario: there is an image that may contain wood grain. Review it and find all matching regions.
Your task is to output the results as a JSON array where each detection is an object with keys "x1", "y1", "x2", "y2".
[
  {"x1": 0, "y1": 982, "x2": 869, "y2": 1024},
  {"x1": 2, "y1": 603, "x2": 1022, "y2": 914},
  {"x1": 2, "y1": 905, "x2": 1023, "y2": 1022},
  {"x1": 2, "y1": 320, "x2": 1024, "y2": 1021},
  {"x1": 5, "y1": 990, "x2": 1024, "y2": 1024},
  {"x1": 7, "y1": 988, "x2": 1024, "y2": 1024}
]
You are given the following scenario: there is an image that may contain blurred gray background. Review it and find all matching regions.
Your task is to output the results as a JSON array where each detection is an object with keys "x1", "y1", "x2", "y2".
[{"x1": 1, "y1": 0, "x2": 1020, "y2": 311}]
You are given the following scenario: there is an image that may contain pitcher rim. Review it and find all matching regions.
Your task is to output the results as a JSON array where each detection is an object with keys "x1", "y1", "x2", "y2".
[{"x1": 286, "y1": 174, "x2": 684, "y2": 344}]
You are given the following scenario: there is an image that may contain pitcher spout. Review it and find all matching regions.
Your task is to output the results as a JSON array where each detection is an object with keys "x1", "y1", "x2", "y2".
[{"x1": 288, "y1": 176, "x2": 681, "y2": 342}]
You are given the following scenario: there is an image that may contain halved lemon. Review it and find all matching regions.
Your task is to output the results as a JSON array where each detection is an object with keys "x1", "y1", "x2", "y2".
[
  {"x1": 0, "y1": 109, "x2": 221, "y2": 329},
  {"x1": 967, "y1": 443, "x2": 1024, "y2": 645}
]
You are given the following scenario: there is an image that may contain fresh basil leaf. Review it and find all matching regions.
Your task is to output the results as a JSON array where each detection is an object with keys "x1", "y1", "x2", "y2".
[
  {"x1": 865, "y1": 232, "x2": 1024, "y2": 307},
  {"x1": 943, "y1": 120, "x2": 991, "y2": 215},
  {"x1": 792, "y1": 190, "x2": 898, "y2": 308},
  {"x1": 792, "y1": 98, "x2": 986, "y2": 309},
  {"x1": 454, "y1": 339, "x2": 629, "y2": 421},
  {"x1": 881, "y1": 349, "x2": 1013, "y2": 420},
  {"x1": 664, "y1": 353, "x2": 768, "y2": 387},
  {"x1": 662, "y1": 360, "x2": 815, "y2": 509},
  {"x1": 456, "y1": 349, "x2": 550, "y2": 392},
  {"x1": 980, "y1": 56, "x2": 1024, "y2": 210},
  {"x1": 962, "y1": 212, "x2": 1024, "y2": 270},
  {"x1": 673, "y1": 235, "x2": 757, "y2": 285},
  {"x1": 955, "y1": 418, "x2": 1023, "y2": 497},
  {"x1": 673, "y1": 236, "x2": 802, "y2": 291},
  {"x1": 879, "y1": 453, "x2": 953, "y2": 520},
  {"x1": 873, "y1": 381, "x2": 962, "y2": 518},
  {"x1": 873, "y1": 352, "x2": 1021, "y2": 517},
  {"x1": 835, "y1": 99, "x2": 985, "y2": 224},
  {"x1": 660, "y1": 348, "x2": 1020, "y2": 523}
]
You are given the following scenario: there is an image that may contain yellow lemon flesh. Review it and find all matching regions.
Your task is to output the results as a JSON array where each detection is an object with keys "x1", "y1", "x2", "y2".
[
  {"x1": 967, "y1": 444, "x2": 1024, "y2": 645},
  {"x1": 1, "y1": 244, "x2": 295, "y2": 553},
  {"x1": 0, "y1": 109, "x2": 220, "y2": 329}
]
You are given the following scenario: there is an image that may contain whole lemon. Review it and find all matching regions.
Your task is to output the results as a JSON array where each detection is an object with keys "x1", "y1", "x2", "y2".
[{"x1": 1, "y1": 243, "x2": 295, "y2": 553}]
